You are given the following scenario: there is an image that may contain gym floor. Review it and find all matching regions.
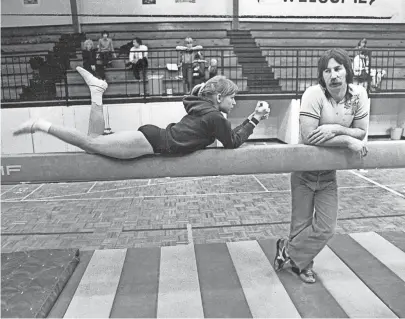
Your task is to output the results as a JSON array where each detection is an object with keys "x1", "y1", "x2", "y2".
[{"x1": 1, "y1": 168, "x2": 404, "y2": 252}]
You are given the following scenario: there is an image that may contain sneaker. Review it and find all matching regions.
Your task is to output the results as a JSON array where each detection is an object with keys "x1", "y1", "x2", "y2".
[
  {"x1": 13, "y1": 119, "x2": 37, "y2": 135},
  {"x1": 76, "y1": 66, "x2": 108, "y2": 91},
  {"x1": 291, "y1": 265, "x2": 316, "y2": 284},
  {"x1": 274, "y1": 238, "x2": 290, "y2": 271},
  {"x1": 103, "y1": 128, "x2": 114, "y2": 135}
]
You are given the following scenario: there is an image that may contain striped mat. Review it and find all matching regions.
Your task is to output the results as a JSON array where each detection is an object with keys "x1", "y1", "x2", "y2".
[{"x1": 49, "y1": 231, "x2": 405, "y2": 318}]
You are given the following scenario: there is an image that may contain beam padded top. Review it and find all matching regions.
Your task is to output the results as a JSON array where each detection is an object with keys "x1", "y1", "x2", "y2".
[{"x1": 1, "y1": 141, "x2": 404, "y2": 184}]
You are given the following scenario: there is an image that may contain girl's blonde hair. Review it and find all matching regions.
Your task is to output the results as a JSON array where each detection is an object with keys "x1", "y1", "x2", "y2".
[
  {"x1": 83, "y1": 39, "x2": 94, "y2": 50},
  {"x1": 194, "y1": 75, "x2": 238, "y2": 98}
]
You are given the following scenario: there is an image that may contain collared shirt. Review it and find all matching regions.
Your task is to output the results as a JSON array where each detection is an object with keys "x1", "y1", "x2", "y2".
[
  {"x1": 129, "y1": 45, "x2": 148, "y2": 62},
  {"x1": 299, "y1": 84, "x2": 369, "y2": 142}
]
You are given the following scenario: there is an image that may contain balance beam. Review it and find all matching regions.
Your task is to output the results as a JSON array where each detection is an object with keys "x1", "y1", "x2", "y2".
[{"x1": 1, "y1": 141, "x2": 404, "y2": 184}]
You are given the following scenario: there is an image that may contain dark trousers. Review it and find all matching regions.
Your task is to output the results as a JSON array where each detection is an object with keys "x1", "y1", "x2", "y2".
[
  {"x1": 131, "y1": 58, "x2": 148, "y2": 80},
  {"x1": 84, "y1": 63, "x2": 106, "y2": 80},
  {"x1": 99, "y1": 52, "x2": 113, "y2": 66}
]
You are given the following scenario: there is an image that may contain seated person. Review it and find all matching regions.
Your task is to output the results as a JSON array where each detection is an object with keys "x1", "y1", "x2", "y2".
[
  {"x1": 97, "y1": 31, "x2": 116, "y2": 67},
  {"x1": 127, "y1": 38, "x2": 148, "y2": 80},
  {"x1": 369, "y1": 68, "x2": 386, "y2": 91},
  {"x1": 353, "y1": 49, "x2": 370, "y2": 89},
  {"x1": 82, "y1": 39, "x2": 106, "y2": 79},
  {"x1": 208, "y1": 58, "x2": 218, "y2": 79},
  {"x1": 353, "y1": 48, "x2": 386, "y2": 91},
  {"x1": 14, "y1": 67, "x2": 270, "y2": 160},
  {"x1": 192, "y1": 51, "x2": 207, "y2": 86}
]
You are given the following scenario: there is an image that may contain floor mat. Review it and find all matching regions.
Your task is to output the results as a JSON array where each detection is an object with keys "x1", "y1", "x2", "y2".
[{"x1": 1, "y1": 249, "x2": 79, "y2": 318}]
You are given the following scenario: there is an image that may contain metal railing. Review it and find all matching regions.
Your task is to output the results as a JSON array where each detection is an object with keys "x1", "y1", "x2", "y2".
[{"x1": 1, "y1": 48, "x2": 404, "y2": 106}]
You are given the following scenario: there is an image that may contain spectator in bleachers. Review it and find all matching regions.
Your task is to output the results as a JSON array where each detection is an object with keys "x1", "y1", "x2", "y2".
[
  {"x1": 82, "y1": 40, "x2": 97, "y2": 74},
  {"x1": 176, "y1": 37, "x2": 204, "y2": 92},
  {"x1": 97, "y1": 31, "x2": 115, "y2": 68},
  {"x1": 353, "y1": 49, "x2": 370, "y2": 89},
  {"x1": 353, "y1": 38, "x2": 386, "y2": 91},
  {"x1": 208, "y1": 58, "x2": 218, "y2": 80},
  {"x1": 355, "y1": 38, "x2": 368, "y2": 52},
  {"x1": 127, "y1": 38, "x2": 149, "y2": 80},
  {"x1": 83, "y1": 39, "x2": 105, "y2": 80},
  {"x1": 192, "y1": 52, "x2": 206, "y2": 86},
  {"x1": 370, "y1": 68, "x2": 386, "y2": 91}
]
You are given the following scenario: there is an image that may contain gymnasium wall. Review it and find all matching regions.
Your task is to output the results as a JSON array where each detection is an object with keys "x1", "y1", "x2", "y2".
[
  {"x1": 2, "y1": 0, "x2": 404, "y2": 28},
  {"x1": 1, "y1": 0, "x2": 72, "y2": 28},
  {"x1": 77, "y1": 0, "x2": 233, "y2": 24},
  {"x1": 239, "y1": 0, "x2": 405, "y2": 24}
]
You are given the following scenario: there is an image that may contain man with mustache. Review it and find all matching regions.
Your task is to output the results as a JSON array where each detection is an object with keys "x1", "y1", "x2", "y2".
[{"x1": 274, "y1": 48, "x2": 369, "y2": 283}]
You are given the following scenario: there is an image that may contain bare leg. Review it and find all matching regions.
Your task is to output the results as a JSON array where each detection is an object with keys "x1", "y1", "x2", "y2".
[
  {"x1": 88, "y1": 102, "x2": 105, "y2": 137},
  {"x1": 14, "y1": 120, "x2": 154, "y2": 159},
  {"x1": 13, "y1": 67, "x2": 155, "y2": 159},
  {"x1": 73, "y1": 66, "x2": 108, "y2": 137}
]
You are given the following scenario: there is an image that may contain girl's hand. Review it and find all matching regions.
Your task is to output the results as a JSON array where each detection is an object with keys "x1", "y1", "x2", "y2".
[{"x1": 254, "y1": 101, "x2": 270, "y2": 119}]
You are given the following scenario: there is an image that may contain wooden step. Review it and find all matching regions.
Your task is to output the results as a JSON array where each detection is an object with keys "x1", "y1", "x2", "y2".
[
  {"x1": 1, "y1": 76, "x2": 31, "y2": 87},
  {"x1": 238, "y1": 57, "x2": 267, "y2": 63},
  {"x1": 84, "y1": 30, "x2": 228, "y2": 41},
  {"x1": 1, "y1": 39, "x2": 232, "y2": 53},
  {"x1": 278, "y1": 78, "x2": 405, "y2": 92},
  {"x1": 80, "y1": 22, "x2": 231, "y2": 33},
  {"x1": 230, "y1": 39, "x2": 257, "y2": 44},
  {"x1": 1, "y1": 35, "x2": 61, "y2": 46},
  {"x1": 1, "y1": 87, "x2": 23, "y2": 101},
  {"x1": 240, "y1": 22, "x2": 405, "y2": 32},
  {"x1": 56, "y1": 80, "x2": 149, "y2": 98},
  {"x1": 271, "y1": 66, "x2": 404, "y2": 82},
  {"x1": 248, "y1": 85, "x2": 282, "y2": 93},
  {"x1": 251, "y1": 30, "x2": 405, "y2": 41},
  {"x1": 68, "y1": 56, "x2": 240, "y2": 70},
  {"x1": 1, "y1": 63, "x2": 33, "y2": 74},
  {"x1": 248, "y1": 80, "x2": 280, "y2": 87},
  {"x1": 256, "y1": 38, "x2": 405, "y2": 49},
  {"x1": 163, "y1": 77, "x2": 249, "y2": 93},
  {"x1": 264, "y1": 55, "x2": 405, "y2": 70},
  {"x1": 1, "y1": 24, "x2": 74, "y2": 37},
  {"x1": 1, "y1": 42, "x2": 55, "y2": 53},
  {"x1": 64, "y1": 67, "x2": 244, "y2": 84}
]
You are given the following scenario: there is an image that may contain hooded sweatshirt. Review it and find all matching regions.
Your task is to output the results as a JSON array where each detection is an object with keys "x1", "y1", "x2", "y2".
[{"x1": 161, "y1": 96, "x2": 255, "y2": 154}]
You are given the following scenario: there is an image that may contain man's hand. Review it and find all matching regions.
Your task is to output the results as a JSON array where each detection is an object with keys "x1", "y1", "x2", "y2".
[
  {"x1": 348, "y1": 138, "x2": 368, "y2": 158},
  {"x1": 307, "y1": 124, "x2": 340, "y2": 145},
  {"x1": 91, "y1": 65, "x2": 96, "y2": 71}
]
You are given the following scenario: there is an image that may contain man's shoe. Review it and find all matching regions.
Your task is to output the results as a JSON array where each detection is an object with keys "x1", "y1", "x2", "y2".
[
  {"x1": 291, "y1": 266, "x2": 316, "y2": 284},
  {"x1": 103, "y1": 128, "x2": 114, "y2": 135},
  {"x1": 274, "y1": 238, "x2": 289, "y2": 271}
]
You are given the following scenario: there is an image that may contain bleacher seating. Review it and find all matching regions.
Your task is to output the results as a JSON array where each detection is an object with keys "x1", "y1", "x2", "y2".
[
  {"x1": 244, "y1": 22, "x2": 405, "y2": 92},
  {"x1": 260, "y1": 49, "x2": 405, "y2": 92},
  {"x1": 1, "y1": 21, "x2": 405, "y2": 102}
]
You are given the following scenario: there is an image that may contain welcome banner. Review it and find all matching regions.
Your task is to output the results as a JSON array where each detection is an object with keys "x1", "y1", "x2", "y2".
[{"x1": 240, "y1": 0, "x2": 403, "y2": 22}]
